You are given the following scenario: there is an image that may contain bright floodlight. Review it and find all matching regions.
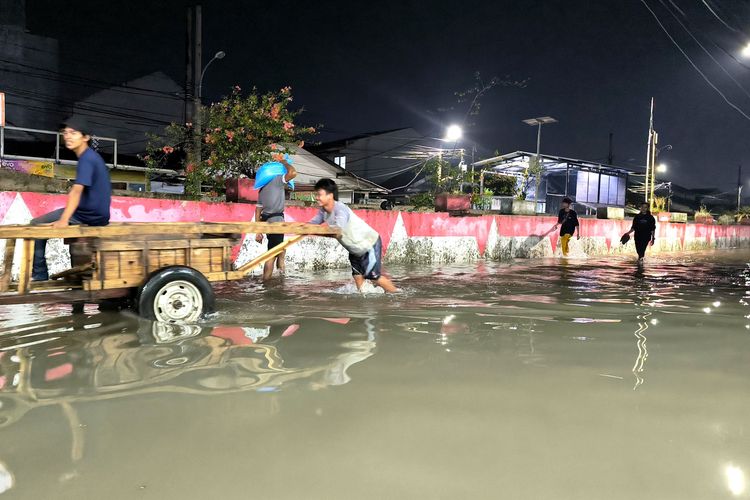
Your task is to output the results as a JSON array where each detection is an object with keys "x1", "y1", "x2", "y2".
[
  {"x1": 657, "y1": 163, "x2": 667, "y2": 173},
  {"x1": 215, "y1": 51, "x2": 226, "y2": 59},
  {"x1": 742, "y1": 42, "x2": 750, "y2": 58},
  {"x1": 445, "y1": 124, "x2": 463, "y2": 142}
]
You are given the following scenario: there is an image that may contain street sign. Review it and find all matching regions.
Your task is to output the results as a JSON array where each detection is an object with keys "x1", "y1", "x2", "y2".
[{"x1": 0, "y1": 92, "x2": 5, "y2": 126}]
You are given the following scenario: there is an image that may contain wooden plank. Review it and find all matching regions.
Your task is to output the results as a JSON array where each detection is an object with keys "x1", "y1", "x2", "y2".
[
  {"x1": 17, "y1": 239, "x2": 34, "y2": 295},
  {"x1": 235, "y1": 235, "x2": 304, "y2": 275},
  {"x1": 0, "y1": 238, "x2": 16, "y2": 292},
  {"x1": 0, "y1": 288, "x2": 129, "y2": 306},
  {"x1": 83, "y1": 277, "x2": 145, "y2": 291},
  {"x1": 49, "y1": 262, "x2": 96, "y2": 280},
  {"x1": 96, "y1": 238, "x2": 239, "y2": 251},
  {"x1": 0, "y1": 222, "x2": 339, "y2": 239}
]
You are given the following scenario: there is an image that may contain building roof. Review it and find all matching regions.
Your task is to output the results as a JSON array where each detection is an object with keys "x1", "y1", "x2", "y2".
[
  {"x1": 309, "y1": 127, "x2": 420, "y2": 151},
  {"x1": 288, "y1": 145, "x2": 388, "y2": 193},
  {"x1": 472, "y1": 151, "x2": 642, "y2": 175}
]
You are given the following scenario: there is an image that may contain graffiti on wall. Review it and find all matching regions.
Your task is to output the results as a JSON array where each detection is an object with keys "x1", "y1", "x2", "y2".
[{"x1": 0, "y1": 159, "x2": 54, "y2": 177}]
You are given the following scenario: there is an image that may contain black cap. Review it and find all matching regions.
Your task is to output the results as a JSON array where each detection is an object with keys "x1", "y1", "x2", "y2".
[{"x1": 60, "y1": 115, "x2": 91, "y2": 136}]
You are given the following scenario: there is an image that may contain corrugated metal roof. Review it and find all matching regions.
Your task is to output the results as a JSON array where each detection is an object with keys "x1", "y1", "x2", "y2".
[{"x1": 287, "y1": 145, "x2": 388, "y2": 193}]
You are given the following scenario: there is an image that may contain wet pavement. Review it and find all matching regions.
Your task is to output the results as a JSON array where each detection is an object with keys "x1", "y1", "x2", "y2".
[{"x1": 1, "y1": 250, "x2": 749, "y2": 499}]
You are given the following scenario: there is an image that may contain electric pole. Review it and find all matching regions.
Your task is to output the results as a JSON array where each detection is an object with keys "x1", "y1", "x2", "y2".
[{"x1": 738, "y1": 164, "x2": 743, "y2": 214}]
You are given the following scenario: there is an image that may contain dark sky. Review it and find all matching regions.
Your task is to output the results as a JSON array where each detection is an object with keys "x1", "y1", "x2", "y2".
[{"x1": 26, "y1": 0, "x2": 750, "y2": 191}]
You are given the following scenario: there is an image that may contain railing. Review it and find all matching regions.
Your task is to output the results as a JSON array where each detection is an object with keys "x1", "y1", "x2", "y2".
[{"x1": 0, "y1": 125, "x2": 119, "y2": 168}]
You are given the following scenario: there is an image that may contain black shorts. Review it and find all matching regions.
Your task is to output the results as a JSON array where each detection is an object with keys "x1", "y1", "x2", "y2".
[
  {"x1": 260, "y1": 212, "x2": 284, "y2": 250},
  {"x1": 349, "y1": 237, "x2": 383, "y2": 280}
]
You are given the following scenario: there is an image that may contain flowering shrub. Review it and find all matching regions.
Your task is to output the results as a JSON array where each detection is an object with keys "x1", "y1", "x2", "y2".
[{"x1": 144, "y1": 85, "x2": 316, "y2": 196}]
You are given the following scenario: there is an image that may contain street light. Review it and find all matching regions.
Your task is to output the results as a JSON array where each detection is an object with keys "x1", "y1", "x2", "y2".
[
  {"x1": 657, "y1": 163, "x2": 667, "y2": 173},
  {"x1": 198, "y1": 50, "x2": 226, "y2": 100},
  {"x1": 742, "y1": 42, "x2": 750, "y2": 58},
  {"x1": 444, "y1": 124, "x2": 463, "y2": 142},
  {"x1": 193, "y1": 50, "x2": 226, "y2": 193},
  {"x1": 523, "y1": 116, "x2": 557, "y2": 212}
]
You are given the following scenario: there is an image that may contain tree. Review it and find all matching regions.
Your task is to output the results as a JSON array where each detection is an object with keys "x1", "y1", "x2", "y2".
[{"x1": 144, "y1": 86, "x2": 316, "y2": 196}]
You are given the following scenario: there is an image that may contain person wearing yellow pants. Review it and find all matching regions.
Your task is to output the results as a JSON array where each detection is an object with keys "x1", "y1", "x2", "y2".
[{"x1": 553, "y1": 197, "x2": 580, "y2": 256}]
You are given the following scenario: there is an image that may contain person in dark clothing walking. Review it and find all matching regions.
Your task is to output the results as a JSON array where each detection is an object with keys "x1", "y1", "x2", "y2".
[
  {"x1": 625, "y1": 203, "x2": 656, "y2": 261},
  {"x1": 552, "y1": 197, "x2": 580, "y2": 256}
]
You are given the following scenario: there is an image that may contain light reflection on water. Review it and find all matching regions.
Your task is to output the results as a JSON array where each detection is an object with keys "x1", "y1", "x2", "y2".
[{"x1": 0, "y1": 250, "x2": 749, "y2": 499}]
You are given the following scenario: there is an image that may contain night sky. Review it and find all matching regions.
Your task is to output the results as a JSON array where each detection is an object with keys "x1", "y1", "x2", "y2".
[{"x1": 25, "y1": 0, "x2": 750, "y2": 191}]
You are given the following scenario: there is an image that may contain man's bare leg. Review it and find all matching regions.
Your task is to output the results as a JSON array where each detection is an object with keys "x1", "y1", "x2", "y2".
[
  {"x1": 275, "y1": 250, "x2": 286, "y2": 272},
  {"x1": 375, "y1": 276, "x2": 398, "y2": 293},
  {"x1": 353, "y1": 275, "x2": 365, "y2": 291},
  {"x1": 262, "y1": 260, "x2": 275, "y2": 281}
]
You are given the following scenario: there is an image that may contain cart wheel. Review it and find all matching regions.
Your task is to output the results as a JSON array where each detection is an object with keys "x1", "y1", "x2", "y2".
[{"x1": 137, "y1": 266, "x2": 215, "y2": 323}]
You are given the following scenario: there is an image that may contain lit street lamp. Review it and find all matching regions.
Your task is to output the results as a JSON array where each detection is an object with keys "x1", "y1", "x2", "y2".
[
  {"x1": 444, "y1": 124, "x2": 463, "y2": 142},
  {"x1": 742, "y1": 42, "x2": 750, "y2": 59},
  {"x1": 656, "y1": 163, "x2": 667, "y2": 174}
]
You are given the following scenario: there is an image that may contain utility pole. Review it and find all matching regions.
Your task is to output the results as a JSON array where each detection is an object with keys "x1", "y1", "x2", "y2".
[
  {"x1": 644, "y1": 98, "x2": 658, "y2": 210},
  {"x1": 738, "y1": 164, "x2": 743, "y2": 214},
  {"x1": 192, "y1": 5, "x2": 202, "y2": 194},
  {"x1": 185, "y1": 6, "x2": 194, "y2": 125}
]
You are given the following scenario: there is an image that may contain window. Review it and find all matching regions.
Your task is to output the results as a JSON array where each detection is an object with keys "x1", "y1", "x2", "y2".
[{"x1": 334, "y1": 156, "x2": 346, "y2": 169}]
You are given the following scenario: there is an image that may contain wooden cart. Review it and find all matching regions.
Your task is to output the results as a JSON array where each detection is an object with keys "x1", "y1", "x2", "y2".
[{"x1": 0, "y1": 222, "x2": 338, "y2": 322}]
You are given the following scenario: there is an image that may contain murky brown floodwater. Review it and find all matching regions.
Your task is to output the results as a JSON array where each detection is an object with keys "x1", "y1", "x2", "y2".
[{"x1": 1, "y1": 250, "x2": 750, "y2": 499}]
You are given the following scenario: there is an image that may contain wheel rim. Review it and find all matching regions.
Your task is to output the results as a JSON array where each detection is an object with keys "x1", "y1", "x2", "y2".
[{"x1": 153, "y1": 280, "x2": 203, "y2": 323}]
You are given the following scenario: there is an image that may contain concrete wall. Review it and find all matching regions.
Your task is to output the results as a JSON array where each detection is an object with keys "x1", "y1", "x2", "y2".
[{"x1": 0, "y1": 192, "x2": 748, "y2": 278}]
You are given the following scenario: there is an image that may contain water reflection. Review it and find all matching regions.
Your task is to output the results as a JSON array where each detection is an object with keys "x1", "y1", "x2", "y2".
[{"x1": 0, "y1": 313, "x2": 377, "y2": 429}]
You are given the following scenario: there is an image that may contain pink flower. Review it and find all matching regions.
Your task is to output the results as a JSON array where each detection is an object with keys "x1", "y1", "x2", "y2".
[
  {"x1": 270, "y1": 143, "x2": 278, "y2": 150},
  {"x1": 234, "y1": 85, "x2": 242, "y2": 92},
  {"x1": 226, "y1": 130, "x2": 235, "y2": 141},
  {"x1": 206, "y1": 159, "x2": 214, "y2": 166},
  {"x1": 186, "y1": 163, "x2": 195, "y2": 173},
  {"x1": 162, "y1": 146, "x2": 174, "y2": 154},
  {"x1": 269, "y1": 103, "x2": 281, "y2": 120},
  {"x1": 283, "y1": 121, "x2": 294, "y2": 131}
]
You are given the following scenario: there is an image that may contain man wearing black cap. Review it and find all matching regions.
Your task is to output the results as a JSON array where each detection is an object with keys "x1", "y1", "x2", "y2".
[{"x1": 31, "y1": 116, "x2": 111, "y2": 281}]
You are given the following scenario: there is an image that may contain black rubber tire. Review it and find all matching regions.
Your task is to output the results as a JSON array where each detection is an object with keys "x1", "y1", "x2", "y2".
[
  {"x1": 380, "y1": 200, "x2": 393, "y2": 210},
  {"x1": 136, "y1": 266, "x2": 215, "y2": 323}
]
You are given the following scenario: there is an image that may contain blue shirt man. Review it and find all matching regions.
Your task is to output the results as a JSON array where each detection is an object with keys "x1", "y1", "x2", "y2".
[{"x1": 31, "y1": 116, "x2": 111, "y2": 280}]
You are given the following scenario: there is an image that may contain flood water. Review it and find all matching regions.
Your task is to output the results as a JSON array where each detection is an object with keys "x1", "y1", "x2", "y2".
[{"x1": 1, "y1": 250, "x2": 749, "y2": 499}]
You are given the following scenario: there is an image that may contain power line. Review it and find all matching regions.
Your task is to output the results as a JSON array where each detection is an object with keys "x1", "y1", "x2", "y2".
[
  {"x1": 640, "y1": 0, "x2": 750, "y2": 122},
  {"x1": 657, "y1": 0, "x2": 750, "y2": 99},
  {"x1": 0, "y1": 58, "x2": 184, "y2": 100},
  {"x1": 699, "y1": 0, "x2": 742, "y2": 34}
]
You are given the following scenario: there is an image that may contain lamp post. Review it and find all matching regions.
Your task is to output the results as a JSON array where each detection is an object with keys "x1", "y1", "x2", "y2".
[
  {"x1": 438, "y1": 124, "x2": 462, "y2": 185},
  {"x1": 198, "y1": 50, "x2": 226, "y2": 100},
  {"x1": 650, "y1": 144, "x2": 671, "y2": 209},
  {"x1": 522, "y1": 116, "x2": 557, "y2": 212},
  {"x1": 193, "y1": 50, "x2": 225, "y2": 193}
]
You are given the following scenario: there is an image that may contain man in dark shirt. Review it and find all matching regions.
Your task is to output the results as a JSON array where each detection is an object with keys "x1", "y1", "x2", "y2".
[
  {"x1": 553, "y1": 197, "x2": 580, "y2": 256},
  {"x1": 31, "y1": 116, "x2": 111, "y2": 280},
  {"x1": 625, "y1": 202, "x2": 656, "y2": 260},
  {"x1": 254, "y1": 159, "x2": 297, "y2": 280}
]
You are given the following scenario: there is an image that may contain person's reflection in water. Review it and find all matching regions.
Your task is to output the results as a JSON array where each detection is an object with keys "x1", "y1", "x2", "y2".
[{"x1": 631, "y1": 259, "x2": 654, "y2": 389}]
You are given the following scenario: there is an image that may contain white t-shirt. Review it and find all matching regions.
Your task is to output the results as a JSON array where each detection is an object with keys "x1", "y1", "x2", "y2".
[{"x1": 310, "y1": 201, "x2": 379, "y2": 256}]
